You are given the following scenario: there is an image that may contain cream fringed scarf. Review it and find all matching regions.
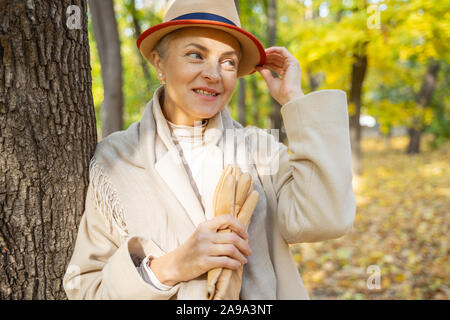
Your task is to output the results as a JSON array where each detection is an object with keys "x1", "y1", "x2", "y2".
[
  {"x1": 88, "y1": 119, "x2": 211, "y2": 240},
  {"x1": 85, "y1": 85, "x2": 277, "y2": 299},
  {"x1": 89, "y1": 158, "x2": 129, "y2": 239}
]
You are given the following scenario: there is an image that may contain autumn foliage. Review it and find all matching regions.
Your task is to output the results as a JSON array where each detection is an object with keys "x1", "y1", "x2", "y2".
[{"x1": 291, "y1": 134, "x2": 449, "y2": 299}]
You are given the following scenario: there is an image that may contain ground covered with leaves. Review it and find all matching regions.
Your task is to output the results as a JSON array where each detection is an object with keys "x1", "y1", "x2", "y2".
[{"x1": 290, "y1": 134, "x2": 449, "y2": 299}]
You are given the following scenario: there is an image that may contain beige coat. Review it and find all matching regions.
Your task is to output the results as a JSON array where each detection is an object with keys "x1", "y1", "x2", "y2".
[{"x1": 63, "y1": 85, "x2": 356, "y2": 300}]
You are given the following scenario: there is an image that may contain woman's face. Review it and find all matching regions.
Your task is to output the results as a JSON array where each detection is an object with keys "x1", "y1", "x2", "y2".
[{"x1": 152, "y1": 27, "x2": 241, "y2": 126}]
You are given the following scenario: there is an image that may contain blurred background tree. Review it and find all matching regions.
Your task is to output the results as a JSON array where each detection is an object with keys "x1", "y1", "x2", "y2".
[
  {"x1": 2, "y1": 0, "x2": 446, "y2": 300},
  {"x1": 88, "y1": 0, "x2": 448, "y2": 172},
  {"x1": 89, "y1": 0, "x2": 123, "y2": 138},
  {"x1": 85, "y1": 0, "x2": 449, "y2": 300}
]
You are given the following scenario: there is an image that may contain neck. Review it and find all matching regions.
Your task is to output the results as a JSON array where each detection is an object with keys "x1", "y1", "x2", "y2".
[{"x1": 160, "y1": 89, "x2": 205, "y2": 127}]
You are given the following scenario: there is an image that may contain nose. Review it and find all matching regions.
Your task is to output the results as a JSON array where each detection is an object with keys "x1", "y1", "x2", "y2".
[{"x1": 202, "y1": 60, "x2": 220, "y2": 82}]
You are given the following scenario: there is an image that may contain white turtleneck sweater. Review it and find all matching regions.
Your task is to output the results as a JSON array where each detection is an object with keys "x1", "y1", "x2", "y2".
[{"x1": 136, "y1": 118, "x2": 209, "y2": 290}]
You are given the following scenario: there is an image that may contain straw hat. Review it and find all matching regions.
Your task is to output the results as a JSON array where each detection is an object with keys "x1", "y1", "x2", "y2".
[{"x1": 136, "y1": 0, "x2": 266, "y2": 78}]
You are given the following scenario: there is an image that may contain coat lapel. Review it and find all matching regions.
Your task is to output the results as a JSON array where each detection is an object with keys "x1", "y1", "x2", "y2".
[
  {"x1": 154, "y1": 147, "x2": 206, "y2": 227},
  {"x1": 200, "y1": 113, "x2": 225, "y2": 221},
  {"x1": 143, "y1": 86, "x2": 227, "y2": 228}
]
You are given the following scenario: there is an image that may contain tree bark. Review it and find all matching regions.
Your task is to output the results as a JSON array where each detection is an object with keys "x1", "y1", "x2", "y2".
[
  {"x1": 89, "y1": 0, "x2": 123, "y2": 139},
  {"x1": 127, "y1": 0, "x2": 152, "y2": 92},
  {"x1": 383, "y1": 124, "x2": 392, "y2": 148},
  {"x1": 250, "y1": 76, "x2": 260, "y2": 126},
  {"x1": 406, "y1": 128, "x2": 423, "y2": 154},
  {"x1": 306, "y1": 3, "x2": 324, "y2": 93},
  {"x1": 349, "y1": 44, "x2": 368, "y2": 176},
  {"x1": 267, "y1": 0, "x2": 286, "y2": 143},
  {"x1": 238, "y1": 78, "x2": 247, "y2": 126},
  {"x1": 307, "y1": 67, "x2": 323, "y2": 91},
  {"x1": 235, "y1": 0, "x2": 247, "y2": 126},
  {"x1": 406, "y1": 59, "x2": 440, "y2": 154},
  {"x1": 0, "y1": 0, "x2": 97, "y2": 299}
]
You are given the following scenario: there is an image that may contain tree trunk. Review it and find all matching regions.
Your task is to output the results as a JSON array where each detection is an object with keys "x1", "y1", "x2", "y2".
[
  {"x1": 406, "y1": 59, "x2": 440, "y2": 154},
  {"x1": 383, "y1": 124, "x2": 392, "y2": 148},
  {"x1": 0, "y1": 0, "x2": 97, "y2": 299},
  {"x1": 234, "y1": 0, "x2": 247, "y2": 127},
  {"x1": 306, "y1": 3, "x2": 324, "y2": 93},
  {"x1": 349, "y1": 44, "x2": 368, "y2": 176},
  {"x1": 267, "y1": 0, "x2": 286, "y2": 142},
  {"x1": 406, "y1": 128, "x2": 423, "y2": 154},
  {"x1": 250, "y1": 76, "x2": 260, "y2": 126},
  {"x1": 89, "y1": 0, "x2": 123, "y2": 139},
  {"x1": 238, "y1": 78, "x2": 247, "y2": 126},
  {"x1": 128, "y1": 0, "x2": 152, "y2": 92},
  {"x1": 307, "y1": 67, "x2": 322, "y2": 91}
]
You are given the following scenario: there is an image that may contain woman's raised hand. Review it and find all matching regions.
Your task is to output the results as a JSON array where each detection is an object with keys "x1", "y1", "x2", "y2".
[
  {"x1": 150, "y1": 214, "x2": 253, "y2": 287},
  {"x1": 256, "y1": 46, "x2": 304, "y2": 106}
]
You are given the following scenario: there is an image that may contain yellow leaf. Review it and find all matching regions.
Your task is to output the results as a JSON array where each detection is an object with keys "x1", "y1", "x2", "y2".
[
  {"x1": 395, "y1": 274, "x2": 406, "y2": 282},
  {"x1": 382, "y1": 277, "x2": 392, "y2": 288},
  {"x1": 311, "y1": 270, "x2": 326, "y2": 284}
]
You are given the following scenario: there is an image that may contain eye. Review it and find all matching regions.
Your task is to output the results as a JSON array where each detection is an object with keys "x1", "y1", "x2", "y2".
[
  {"x1": 223, "y1": 59, "x2": 237, "y2": 68},
  {"x1": 187, "y1": 52, "x2": 202, "y2": 60},
  {"x1": 224, "y1": 60, "x2": 235, "y2": 66}
]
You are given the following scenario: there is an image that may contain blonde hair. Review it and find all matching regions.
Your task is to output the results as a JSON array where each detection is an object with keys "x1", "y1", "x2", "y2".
[
  {"x1": 153, "y1": 27, "x2": 243, "y2": 61},
  {"x1": 153, "y1": 29, "x2": 181, "y2": 60}
]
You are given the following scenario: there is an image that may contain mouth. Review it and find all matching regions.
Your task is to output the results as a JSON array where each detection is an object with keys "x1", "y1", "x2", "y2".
[{"x1": 192, "y1": 87, "x2": 221, "y2": 98}]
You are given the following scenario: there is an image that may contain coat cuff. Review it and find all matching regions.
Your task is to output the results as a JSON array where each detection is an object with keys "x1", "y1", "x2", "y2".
[
  {"x1": 281, "y1": 90, "x2": 349, "y2": 136},
  {"x1": 102, "y1": 236, "x2": 180, "y2": 299},
  {"x1": 139, "y1": 255, "x2": 174, "y2": 291}
]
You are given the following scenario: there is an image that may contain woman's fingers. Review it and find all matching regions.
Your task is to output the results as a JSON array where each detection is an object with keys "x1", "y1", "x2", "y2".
[
  {"x1": 265, "y1": 53, "x2": 287, "y2": 63},
  {"x1": 209, "y1": 243, "x2": 248, "y2": 265},
  {"x1": 262, "y1": 62, "x2": 285, "y2": 75},
  {"x1": 258, "y1": 61, "x2": 286, "y2": 76},
  {"x1": 265, "y1": 46, "x2": 294, "y2": 58},
  {"x1": 264, "y1": 54, "x2": 286, "y2": 66},
  {"x1": 265, "y1": 55, "x2": 286, "y2": 67},
  {"x1": 256, "y1": 66, "x2": 277, "y2": 86},
  {"x1": 212, "y1": 230, "x2": 253, "y2": 256},
  {"x1": 265, "y1": 47, "x2": 297, "y2": 70},
  {"x1": 207, "y1": 256, "x2": 242, "y2": 271},
  {"x1": 207, "y1": 214, "x2": 248, "y2": 240}
]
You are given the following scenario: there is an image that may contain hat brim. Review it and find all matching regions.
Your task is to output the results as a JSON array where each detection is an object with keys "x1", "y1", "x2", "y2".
[{"x1": 137, "y1": 20, "x2": 266, "y2": 78}]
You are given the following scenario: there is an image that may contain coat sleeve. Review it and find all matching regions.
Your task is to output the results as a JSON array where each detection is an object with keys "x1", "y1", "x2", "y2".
[
  {"x1": 63, "y1": 181, "x2": 181, "y2": 300},
  {"x1": 271, "y1": 89, "x2": 356, "y2": 244}
]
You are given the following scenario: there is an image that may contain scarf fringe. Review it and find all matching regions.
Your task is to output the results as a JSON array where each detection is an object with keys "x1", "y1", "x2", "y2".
[{"x1": 89, "y1": 157, "x2": 129, "y2": 239}]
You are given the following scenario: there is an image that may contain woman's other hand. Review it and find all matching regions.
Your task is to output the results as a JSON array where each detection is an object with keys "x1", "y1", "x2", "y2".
[
  {"x1": 256, "y1": 46, "x2": 304, "y2": 106},
  {"x1": 149, "y1": 214, "x2": 253, "y2": 287}
]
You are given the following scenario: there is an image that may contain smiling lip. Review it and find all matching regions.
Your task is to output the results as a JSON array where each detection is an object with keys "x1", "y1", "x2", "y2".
[
  {"x1": 192, "y1": 87, "x2": 221, "y2": 101},
  {"x1": 193, "y1": 87, "x2": 220, "y2": 94}
]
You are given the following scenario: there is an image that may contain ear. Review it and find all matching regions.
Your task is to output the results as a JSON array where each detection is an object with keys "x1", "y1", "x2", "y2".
[{"x1": 150, "y1": 50, "x2": 165, "y2": 81}]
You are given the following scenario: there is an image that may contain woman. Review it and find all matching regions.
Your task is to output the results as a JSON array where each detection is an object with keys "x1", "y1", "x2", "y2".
[{"x1": 63, "y1": 0, "x2": 356, "y2": 300}]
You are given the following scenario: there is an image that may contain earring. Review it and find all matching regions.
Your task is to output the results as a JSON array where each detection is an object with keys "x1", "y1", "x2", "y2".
[{"x1": 159, "y1": 73, "x2": 165, "y2": 84}]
